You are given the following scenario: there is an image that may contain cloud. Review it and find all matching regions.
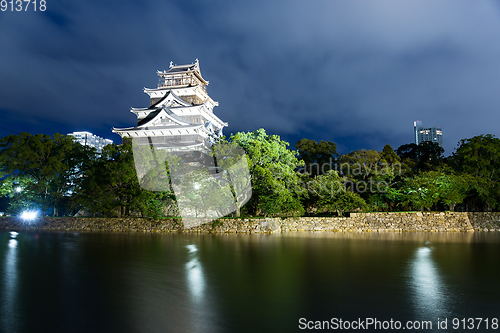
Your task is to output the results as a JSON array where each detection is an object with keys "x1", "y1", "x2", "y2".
[{"x1": 1, "y1": 0, "x2": 500, "y2": 154}]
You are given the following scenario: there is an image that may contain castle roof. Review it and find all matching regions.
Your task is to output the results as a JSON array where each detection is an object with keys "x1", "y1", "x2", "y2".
[
  {"x1": 156, "y1": 59, "x2": 208, "y2": 85},
  {"x1": 113, "y1": 59, "x2": 225, "y2": 146},
  {"x1": 131, "y1": 91, "x2": 191, "y2": 112}
]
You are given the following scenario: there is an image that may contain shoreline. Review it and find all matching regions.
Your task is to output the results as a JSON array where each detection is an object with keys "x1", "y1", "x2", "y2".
[{"x1": 1, "y1": 212, "x2": 500, "y2": 233}]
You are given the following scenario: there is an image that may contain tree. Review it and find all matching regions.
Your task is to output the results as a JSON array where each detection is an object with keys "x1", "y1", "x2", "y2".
[
  {"x1": 396, "y1": 143, "x2": 419, "y2": 162},
  {"x1": 396, "y1": 141, "x2": 444, "y2": 173},
  {"x1": 0, "y1": 133, "x2": 92, "y2": 216},
  {"x1": 295, "y1": 139, "x2": 337, "y2": 175},
  {"x1": 230, "y1": 129, "x2": 304, "y2": 216},
  {"x1": 212, "y1": 141, "x2": 252, "y2": 217},
  {"x1": 336, "y1": 146, "x2": 405, "y2": 212},
  {"x1": 435, "y1": 171, "x2": 471, "y2": 211},
  {"x1": 72, "y1": 142, "x2": 175, "y2": 218},
  {"x1": 449, "y1": 134, "x2": 500, "y2": 210},
  {"x1": 402, "y1": 170, "x2": 473, "y2": 211},
  {"x1": 379, "y1": 144, "x2": 401, "y2": 166},
  {"x1": 369, "y1": 144, "x2": 404, "y2": 211},
  {"x1": 401, "y1": 172, "x2": 441, "y2": 211},
  {"x1": 306, "y1": 170, "x2": 368, "y2": 215},
  {"x1": 338, "y1": 149, "x2": 381, "y2": 181},
  {"x1": 0, "y1": 175, "x2": 40, "y2": 214}
]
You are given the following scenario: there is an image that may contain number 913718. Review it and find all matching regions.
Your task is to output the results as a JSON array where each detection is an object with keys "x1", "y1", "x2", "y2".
[{"x1": 1, "y1": 0, "x2": 46, "y2": 11}]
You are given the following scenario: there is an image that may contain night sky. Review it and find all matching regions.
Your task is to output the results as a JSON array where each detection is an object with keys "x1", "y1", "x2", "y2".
[{"x1": 1, "y1": 0, "x2": 500, "y2": 155}]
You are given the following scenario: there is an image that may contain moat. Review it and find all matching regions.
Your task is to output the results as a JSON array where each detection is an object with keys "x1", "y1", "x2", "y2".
[{"x1": 1, "y1": 231, "x2": 499, "y2": 332}]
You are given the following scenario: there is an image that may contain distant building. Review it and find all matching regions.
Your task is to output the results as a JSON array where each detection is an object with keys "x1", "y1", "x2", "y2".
[
  {"x1": 413, "y1": 121, "x2": 443, "y2": 147},
  {"x1": 68, "y1": 131, "x2": 113, "y2": 153}
]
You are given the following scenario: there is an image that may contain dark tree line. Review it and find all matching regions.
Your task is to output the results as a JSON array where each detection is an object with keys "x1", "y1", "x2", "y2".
[
  {"x1": 294, "y1": 135, "x2": 500, "y2": 213},
  {"x1": 1, "y1": 131, "x2": 499, "y2": 218},
  {"x1": 0, "y1": 133, "x2": 174, "y2": 218}
]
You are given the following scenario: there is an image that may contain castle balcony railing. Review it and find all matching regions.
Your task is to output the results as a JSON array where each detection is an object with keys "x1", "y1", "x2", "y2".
[{"x1": 158, "y1": 76, "x2": 207, "y2": 92}]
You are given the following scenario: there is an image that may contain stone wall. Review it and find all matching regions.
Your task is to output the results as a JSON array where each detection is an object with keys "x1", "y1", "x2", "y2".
[
  {"x1": 0, "y1": 217, "x2": 182, "y2": 233},
  {"x1": 349, "y1": 212, "x2": 475, "y2": 232},
  {"x1": 1, "y1": 212, "x2": 500, "y2": 233},
  {"x1": 467, "y1": 212, "x2": 500, "y2": 231}
]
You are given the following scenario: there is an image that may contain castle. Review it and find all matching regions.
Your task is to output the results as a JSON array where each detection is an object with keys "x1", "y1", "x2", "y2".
[{"x1": 113, "y1": 59, "x2": 227, "y2": 153}]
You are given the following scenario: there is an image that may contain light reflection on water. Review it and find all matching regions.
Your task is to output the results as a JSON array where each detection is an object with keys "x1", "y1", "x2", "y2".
[
  {"x1": 186, "y1": 244, "x2": 205, "y2": 302},
  {"x1": 0, "y1": 231, "x2": 498, "y2": 333},
  {"x1": 409, "y1": 246, "x2": 449, "y2": 320},
  {"x1": 185, "y1": 244, "x2": 220, "y2": 333},
  {"x1": 2, "y1": 232, "x2": 19, "y2": 332}
]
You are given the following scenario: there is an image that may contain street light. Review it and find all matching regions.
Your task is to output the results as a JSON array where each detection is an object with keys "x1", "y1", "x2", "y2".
[{"x1": 20, "y1": 210, "x2": 38, "y2": 221}]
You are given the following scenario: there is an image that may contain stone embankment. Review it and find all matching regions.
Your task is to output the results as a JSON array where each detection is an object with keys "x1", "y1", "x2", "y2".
[{"x1": 1, "y1": 212, "x2": 500, "y2": 233}]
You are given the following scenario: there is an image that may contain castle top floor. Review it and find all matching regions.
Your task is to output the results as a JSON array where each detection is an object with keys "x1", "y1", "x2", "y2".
[{"x1": 156, "y1": 59, "x2": 208, "y2": 90}]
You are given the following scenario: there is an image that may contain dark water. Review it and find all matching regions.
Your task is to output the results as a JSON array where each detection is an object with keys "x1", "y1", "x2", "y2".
[{"x1": 0, "y1": 231, "x2": 499, "y2": 333}]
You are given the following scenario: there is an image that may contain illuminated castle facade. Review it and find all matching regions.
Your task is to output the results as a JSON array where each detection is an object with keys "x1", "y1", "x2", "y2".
[{"x1": 113, "y1": 59, "x2": 227, "y2": 152}]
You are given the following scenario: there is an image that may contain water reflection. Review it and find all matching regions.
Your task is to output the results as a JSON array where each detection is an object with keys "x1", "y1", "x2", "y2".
[
  {"x1": 2, "y1": 231, "x2": 19, "y2": 332},
  {"x1": 277, "y1": 231, "x2": 477, "y2": 243},
  {"x1": 0, "y1": 231, "x2": 497, "y2": 333},
  {"x1": 185, "y1": 244, "x2": 205, "y2": 302},
  {"x1": 184, "y1": 244, "x2": 221, "y2": 333},
  {"x1": 409, "y1": 246, "x2": 449, "y2": 320},
  {"x1": 8, "y1": 239, "x2": 17, "y2": 249}
]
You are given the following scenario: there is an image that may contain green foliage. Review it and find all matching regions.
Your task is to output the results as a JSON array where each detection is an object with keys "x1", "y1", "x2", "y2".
[
  {"x1": 0, "y1": 132, "x2": 93, "y2": 216},
  {"x1": 401, "y1": 170, "x2": 471, "y2": 211},
  {"x1": 401, "y1": 172, "x2": 441, "y2": 211},
  {"x1": 2, "y1": 130, "x2": 500, "y2": 217},
  {"x1": 336, "y1": 148, "x2": 403, "y2": 211},
  {"x1": 71, "y1": 142, "x2": 175, "y2": 218},
  {"x1": 449, "y1": 134, "x2": 500, "y2": 210},
  {"x1": 306, "y1": 170, "x2": 368, "y2": 215},
  {"x1": 295, "y1": 138, "x2": 337, "y2": 175},
  {"x1": 396, "y1": 141, "x2": 444, "y2": 173},
  {"x1": 379, "y1": 144, "x2": 401, "y2": 166},
  {"x1": 230, "y1": 129, "x2": 304, "y2": 216},
  {"x1": 365, "y1": 145, "x2": 404, "y2": 211},
  {"x1": 138, "y1": 191, "x2": 176, "y2": 220},
  {"x1": 338, "y1": 149, "x2": 381, "y2": 181},
  {"x1": 177, "y1": 168, "x2": 234, "y2": 218},
  {"x1": 452, "y1": 134, "x2": 500, "y2": 178},
  {"x1": 0, "y1": 176, "x2": 40, "y2": 214},
  {"x1": 212, "y1": 141, "x2": 252, "y2": 217},
  {"x1": 437, "y1": 172, "x2": 471, "y2": 211}
]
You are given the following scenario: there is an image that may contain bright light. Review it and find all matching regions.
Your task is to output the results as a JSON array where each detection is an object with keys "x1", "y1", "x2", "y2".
[
  {"x1": 186, "y1": 244, "x2": 198, "y2": 253},
  {"x1": 194, "y1": 184, "x2": 200, "y2": 190},
  {"x1": 15, "y1": 187, "x2": 22, "y2": 193},
  {"x1": 20, "y1": 211, "x2": 38, "y2": 221}
]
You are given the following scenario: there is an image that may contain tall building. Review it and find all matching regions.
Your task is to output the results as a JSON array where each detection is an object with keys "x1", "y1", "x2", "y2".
[
  {"x1": 68, "y1": 131, "x2": 113, "y2": 153},
  {"x1": 413, "y1": 120, "x2": 443, "y2": 147},
  {"x1": 112, "y1": 59, "x2": 227, "y2": 153}
]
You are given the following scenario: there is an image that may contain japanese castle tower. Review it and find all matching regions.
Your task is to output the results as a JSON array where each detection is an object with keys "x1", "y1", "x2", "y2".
[{"x1": 112, "y1": 59, "x2": 227, "y2": 153}]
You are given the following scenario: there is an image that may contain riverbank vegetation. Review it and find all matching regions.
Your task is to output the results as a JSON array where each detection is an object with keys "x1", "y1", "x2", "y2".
[{"x1": 1, "y1": 130, "x2": 500, "y2": 218}]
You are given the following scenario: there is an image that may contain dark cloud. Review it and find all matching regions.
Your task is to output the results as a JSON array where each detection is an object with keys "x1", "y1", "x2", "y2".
[{"x1": 1, "y1": 0, "x2": 500, "y2": 155}]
